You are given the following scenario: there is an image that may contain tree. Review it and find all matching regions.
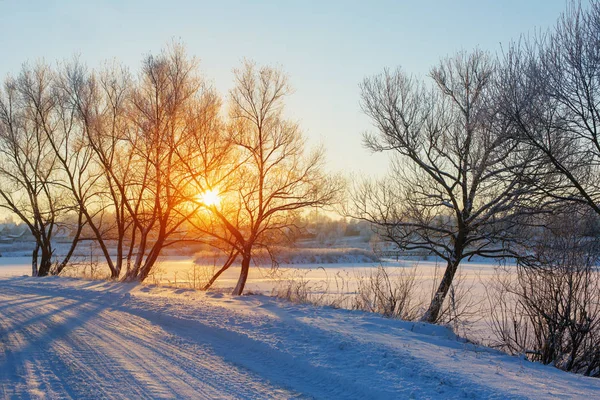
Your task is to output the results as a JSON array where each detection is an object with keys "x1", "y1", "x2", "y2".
[
  {"x1": 502, "y1": 0, "x2": 600, "y2": 216},
  {"x1": 199, "y1": 61, "x2": 342, "y2": 295},
  {"x1": 0, "y1": 44, "x2": 249, "y2": 282},
  {"x1": 354, "y1": 50, "x2": 535, "y2": 323},
  {"x1": 57, "y1": 60, "x2": 134, "y2": 279},
  {"x1": 487, "y1": 209, "x2": 600, "y2": 377},
  {"x1": 61, "y1": 44, "x2": 227, "y2": 282},
  {"x1": 121, "y1": 43, "x2": 223, "y2": 282},
  {"x1": 0, "y1": 64, "x2": 84, "y2": 276}
]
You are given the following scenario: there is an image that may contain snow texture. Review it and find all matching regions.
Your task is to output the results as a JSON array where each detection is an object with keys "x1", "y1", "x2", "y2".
[{"x1": 1, "y1": 277, "x2": 599, "y2": 399}]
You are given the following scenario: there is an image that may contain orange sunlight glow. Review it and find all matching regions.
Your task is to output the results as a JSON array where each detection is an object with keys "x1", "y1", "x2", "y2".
[{"x1": 198, "y1": 189, "x2": 221, "y2": 206}]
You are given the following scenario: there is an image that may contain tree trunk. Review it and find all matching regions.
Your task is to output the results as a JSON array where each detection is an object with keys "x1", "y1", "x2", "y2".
[
  {"x1": 203, "y1": 251, "x2": 239, "y2": 291},
  {"x1": 125, "y1": 225, "x2": 138, "y2": 276},
  {"x1": 110, "y1": 266, "x2": 120, "y2": 279},
  {"x1": 124, "y1": 229, "x2": 148, "y2": 281},
  {"x1": 232, "y1": 254, "x2": 251, "y2": 295},
  {"x1": 82, "y1": 209, "x2": 118, "y2": 278},
  {"x1": 95, "y1": 230, "x2": 118, "y2": 278},
  {"x1": 37, "y1": 245, "x2": 53, "y2": 277},
  {"x1": 136, "y1": 242, "x2": 163, "y2": 282},
  {"x1": 31, "y1": 243, "x2": 39, "y2": 277},
  {"x1": 421, "y1": 257, "x2": 461, "y2": 323},
  {"x1": 114, "y1": 233, "x2": 124, "y2": 279},
  {"x1": 54, "y1": 215, "x2": 85, "y2": 276}
]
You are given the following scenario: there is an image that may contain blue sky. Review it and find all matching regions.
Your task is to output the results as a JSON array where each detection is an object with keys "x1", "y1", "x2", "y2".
[{"x1": 0, "y1": 0, "x2": 571, "y2": 176}]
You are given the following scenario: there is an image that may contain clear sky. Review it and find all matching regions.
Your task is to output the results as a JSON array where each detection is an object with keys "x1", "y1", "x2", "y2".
[{"x1": 0, "y1": 0, "x2": 572, "y2": 177}]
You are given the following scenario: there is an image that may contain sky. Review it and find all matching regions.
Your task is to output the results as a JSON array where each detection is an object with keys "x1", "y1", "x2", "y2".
[{"x1": 0, "y1": 0, "x2": 572, "y2": 177}]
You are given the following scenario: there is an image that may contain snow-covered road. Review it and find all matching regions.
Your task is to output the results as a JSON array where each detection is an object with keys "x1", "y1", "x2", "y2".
[{"x1": 1, "y1": 277, "x2": 599, "y2": 399}]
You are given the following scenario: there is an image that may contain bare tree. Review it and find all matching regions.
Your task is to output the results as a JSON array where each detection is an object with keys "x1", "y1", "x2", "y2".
[
  {"x1": 487, "y1": 211, "x2": 600, "y2": 377},
  {"x1": 502, "y1": 0, "x2": 600, "y2": 215},
  {"x1": 0, "y1": 44, "x2": 248, "y2": 282},
  {"x1": 121, "y1": 43, "x2": 223, "y2": 282},
  {"x1": 178, "y1": 112, "x2": 241, "y2": 290},
  {"x1": 199, "y1": 61, "x2": 342, "y2": 295},
  {"x1": 57, "y1": 60, "x2": 134, "y2": 279},
  {"x1": 354, "y1": 50, "x2": 535, "y2": 323},
  {"x1": 0, "y1": 64, "x2": 84, "y2": 276},
  {"x1": 16, "y1": 44, "x2": 227, "y2": 282}
]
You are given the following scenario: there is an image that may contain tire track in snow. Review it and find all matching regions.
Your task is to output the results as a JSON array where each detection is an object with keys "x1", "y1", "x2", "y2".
[
  {"x1": 0, "y1": 293, "x2": 83, "y2": 399},
  {"x1": 0, "y1": 286, "x2": 298, "y2": 399},
  {"x1": 3, "y1": 277, "x2": 600, "y2": 399},
  {"x1": 2, "y1": 281, "x2": 392, "y2": 399},
  {"x1": 7, "y1": 280, "x2": 464, "y2": 398}
]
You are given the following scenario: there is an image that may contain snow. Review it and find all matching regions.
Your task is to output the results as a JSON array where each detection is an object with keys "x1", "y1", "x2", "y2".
[
  {"x1": 0, "y1": 255, "x2": 531, "y2": 342},
  {"x1": 0, "y1": 255, "x2": 541, "y2": 343},
  {"x1": 1, "y1": 276, "x2": 599, "y2": 399},
  {"x1": 0, "y1": 257, "x2": 31, "y2": 277}
]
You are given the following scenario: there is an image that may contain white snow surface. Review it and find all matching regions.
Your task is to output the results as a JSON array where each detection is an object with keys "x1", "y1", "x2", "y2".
[{"x1": 1, "y1": 277, "x2": 599, "y2": 399}]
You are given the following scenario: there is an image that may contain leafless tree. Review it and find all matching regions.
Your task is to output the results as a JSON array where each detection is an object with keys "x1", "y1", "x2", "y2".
[
  {"x1": 354, "y1": 50, "x2": 536, "y2": 323},
  {"x1": 121, "y1": 43, "x2": 223, "y2": 282},
  {"x1": 199, "y1": 61, "x2": 343, "y2": 295},
  {"x1": 487, "y1": 211, "x2": 600, "y2": 377},
  {"x1": 57, "y1": 60, "x2": 134, "y2": 279},
  {"x1": 41, "y1": 44, "x2": 226, "y2": 282},
  {"x1": 501, "y1": 0, "x2": 600, "y2": 215},
  {"x1": 0, "y1": 44, "x2": 266, "y2": 282},
  {"x1": 0, "y1": 64, "x2": 84, "y2": 276}
]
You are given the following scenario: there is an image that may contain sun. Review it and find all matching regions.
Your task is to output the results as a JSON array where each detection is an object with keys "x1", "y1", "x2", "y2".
[{"x1": 198, "y1": 189, "x2": 221, "y2": 206}]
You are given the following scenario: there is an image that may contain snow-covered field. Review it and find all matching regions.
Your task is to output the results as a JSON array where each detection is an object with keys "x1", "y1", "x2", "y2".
[
  {"x1": 129, "y1": 256, "x2": 507, "y2": 343},
  {"x1": 0, "y1": 257, "x2": 33, "y2": 277},
  {"x1": 0, "y1": 255, "x2": 518, "y2": 342},
  {"x1": 0, "y1": 255, "x2": 493, "y2": 293},
  {"x1": 1, "y1": 276, "x2": 600, "y2": 399}
]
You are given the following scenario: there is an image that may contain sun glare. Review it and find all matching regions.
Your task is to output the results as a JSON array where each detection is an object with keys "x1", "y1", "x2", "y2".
[{"x1": 198, "y1": 189, "x2": 221, "y2": 206}]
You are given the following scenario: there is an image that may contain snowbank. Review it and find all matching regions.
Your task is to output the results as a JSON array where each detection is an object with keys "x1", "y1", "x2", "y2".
[{"x1": 1, "y1": 276, "x2": 599, "y2": 399}]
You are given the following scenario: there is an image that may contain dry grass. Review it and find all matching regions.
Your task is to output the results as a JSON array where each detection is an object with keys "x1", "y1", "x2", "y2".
[{"x1": 273, "y1": 266, "x2": 425, "y2": 321}]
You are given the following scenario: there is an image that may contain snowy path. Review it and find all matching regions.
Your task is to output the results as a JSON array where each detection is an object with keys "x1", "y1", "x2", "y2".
[{"x1": 1, "y1": 277, "x2": 599, "y2": 399}]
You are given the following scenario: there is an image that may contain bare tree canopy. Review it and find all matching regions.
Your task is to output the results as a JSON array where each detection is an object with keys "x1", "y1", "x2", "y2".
[
  {"x1": 193, "y1": 61, "x2": 343, "y2": 295},
  {"x1": 0, "y1": 43, "x2": 342, "y2": 286},
  {"x1": 0, "y1": 64, "x2": 85, "y2": 276},
  {"x1": 501, "y1": 0, "x2": 600, "y2": 215},
  {"x1": 354, "y1": 50, "x2": 536, "y2": 322}
]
